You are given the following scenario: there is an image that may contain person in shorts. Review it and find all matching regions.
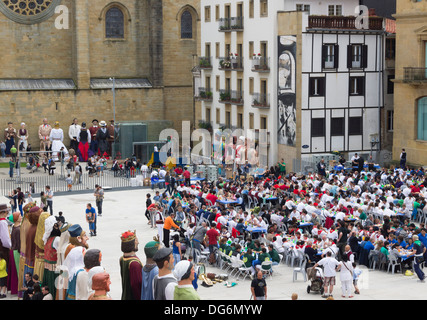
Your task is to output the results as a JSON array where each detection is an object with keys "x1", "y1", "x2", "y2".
[{"x1": 313, "y1": 251, "x2": 340, "y2": 298}]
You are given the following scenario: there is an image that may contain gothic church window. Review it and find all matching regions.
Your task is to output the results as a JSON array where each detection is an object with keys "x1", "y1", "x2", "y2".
[
  {"x1": 181, "y1": 10, "x2": 193, "y2": 39},
  {"x1": 106, "y1": 7, "x2": 124, "y2": 38}
]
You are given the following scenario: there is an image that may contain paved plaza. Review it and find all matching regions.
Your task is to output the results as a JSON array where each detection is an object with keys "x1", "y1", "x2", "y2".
[{"x1": 3, "y1": 184, "x2": 427, "y2": 301}]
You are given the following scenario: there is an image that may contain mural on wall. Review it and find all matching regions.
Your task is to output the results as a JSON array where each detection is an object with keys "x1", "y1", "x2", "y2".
[{"x1": 277, "y1": 35, "x2": 297, "y2": 146}]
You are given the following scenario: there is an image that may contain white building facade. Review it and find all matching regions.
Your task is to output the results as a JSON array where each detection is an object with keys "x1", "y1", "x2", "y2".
[{"x1": 196, "y1": 0, "x2": 386, "y2": 169}]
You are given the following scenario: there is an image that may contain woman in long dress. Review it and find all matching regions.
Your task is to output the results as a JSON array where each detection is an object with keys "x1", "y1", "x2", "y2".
[
  {"x1": 4, "y1": 122, "x2": 16, "y2": 156},
  {"x1": 49, "y1": 122, "x2": 69, "y2": 161}
]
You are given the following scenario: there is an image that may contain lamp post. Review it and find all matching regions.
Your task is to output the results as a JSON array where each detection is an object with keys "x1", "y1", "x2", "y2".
[{"x1": 109, "y1": 77, "x2": 116, "y2": 159}]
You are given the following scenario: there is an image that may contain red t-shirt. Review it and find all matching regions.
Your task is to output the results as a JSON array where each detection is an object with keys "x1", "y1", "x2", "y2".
[
  {"x1": 183, "y1": 170, "x2": 191, "y2": 179},
  {"x1": 206, "y1": 193, "x2": 218, "y2": 205},
  {"x1": 206, "y1": 228, "x2": 219, "y2": 245}
]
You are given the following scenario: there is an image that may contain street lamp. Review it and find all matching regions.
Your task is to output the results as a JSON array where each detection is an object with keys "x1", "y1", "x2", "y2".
[{"x1": 109, "y1": 77, "x2": 116, "y2": 159}]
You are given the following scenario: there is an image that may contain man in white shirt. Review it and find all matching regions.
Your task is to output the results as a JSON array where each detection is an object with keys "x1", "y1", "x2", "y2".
[
  {"x1": 313, "y1": 251, "x2": 340, "y2": 298},
  {"x1": 68, "y1": 118, "x2": 81, "y2": 152}
]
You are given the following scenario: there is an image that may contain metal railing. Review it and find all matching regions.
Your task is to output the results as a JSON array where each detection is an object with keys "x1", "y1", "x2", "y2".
[
  {"x1": 218, "y1": 89, "x2": 244, "y2": 105},
  {"x1": 404, "y1": 67, "x2": 427, "y2": 82},
  {"x1": 218, "y1": 17, "x2": 243, "y2": 31},
  {"x1": 252, "y1": 93, "x2": 270, "y2": 108},
  {"x1": 199, "y1": 56, "x2": 213, "y2": 69},
  {"x1": 196, "y1": 87, "x2": 213, "y2": 101},
  {"x1": 251, "y1": 56, "x2": 270, "y2": 72},
  {"x1": 0, "y1": 167, "x2": 144, "y2": 197}
]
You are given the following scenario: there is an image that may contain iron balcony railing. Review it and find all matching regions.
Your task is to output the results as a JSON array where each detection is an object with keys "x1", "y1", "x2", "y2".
[
  {"x1": 219, "y1": 89, "x2": 244, "y2": 105},
  {"x1": 196, "y1": 87, "x2": 213, "y2": 101},
  {"x1": 199, "y1": 56, "x2": 213, "y2": 69},
  {"x1": 251, "y1": 56, "x2": 270, "y2": 72},
  {"x1": 252, "y1": 93, "x2": 270, "y2": 108},
  {"x1": 218, "y1": 16, "x2": 244, "y2": 31},
  {"x1": 219, "y1": 56, "x2": 243, "y2": 70}
]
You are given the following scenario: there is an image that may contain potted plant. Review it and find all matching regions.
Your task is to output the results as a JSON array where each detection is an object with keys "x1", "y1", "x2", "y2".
[
  {"x1": 253, "y1": 53, "x2": 261, "y2": 69},
  {"x1": 231, "y1": 53, "x2": 238, "y2": 69}
]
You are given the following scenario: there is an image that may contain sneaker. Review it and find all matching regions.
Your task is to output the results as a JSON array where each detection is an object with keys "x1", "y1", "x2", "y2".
[{"x1": 321, "y1": 294, "x2": 328, "y2": 298}]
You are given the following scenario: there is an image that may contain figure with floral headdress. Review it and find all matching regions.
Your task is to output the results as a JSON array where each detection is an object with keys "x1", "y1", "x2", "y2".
[{"x1": 119, "y1": 230, "x2": 142, "y2": 300}]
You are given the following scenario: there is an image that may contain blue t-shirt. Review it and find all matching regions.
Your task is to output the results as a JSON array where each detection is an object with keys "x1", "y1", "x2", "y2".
[
  {"x1": 86, "y1": 207, "x2": 96, "y2": 219},
  {"x1": 364, "y1": 241, "x2": 374, "y2": 251},
  {"x1": 419, "y1": 233, "x2": 427, "y2": 248}
]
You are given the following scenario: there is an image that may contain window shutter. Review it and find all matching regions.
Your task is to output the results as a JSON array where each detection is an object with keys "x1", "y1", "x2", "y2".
[
  {"x1": 318, "y1": 78, "x2": 325, "y2": 96},
  {"x1": 333, "y1": 44, "x2": 339, "y2": 69},
  {"x1": 358, "y1": 77, "x2": 365, "y2": 96},
  {"x1": 347, "y1": 45, "x2": 352, "y2": 69},
  {"x1": 361, "y1": 45, "x2": 368, "y2": 68},
  {"x1": 322, "y1": 45, "x2": 327, "y2": 69}
]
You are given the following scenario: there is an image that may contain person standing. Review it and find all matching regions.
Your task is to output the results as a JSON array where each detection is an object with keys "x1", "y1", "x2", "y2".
[
  {"x1": 38, "y1": 118, "x2": 52, "y2": 156},
  {"x1": 337, "y1": 254, "x2": 354, "y2": 298},
  {"x1": 163, "y1": 213, "x2": 181, "y2": 248},
  {"x1": 317, "y1": 158, "x2": 326, "y2": 177},
  {"x1": 85, "y1": 204, "x2": 97, "y2": 237},
  {"x1": 313, "y1": 251, "x2": 340, "y2": 298},
  {"x1": 77, "y1": 122, "x2": 91, "y2": 162},
  {"x1": 68, "y1": 118, "x2": 81, "y2": 153},
  {"x1": 94, "y1": 185, "x2": 104, "y2": 217},
  {"x1": 17, "y1": 122, "x2": 29, "y2": 153},
  {"x1": 250, "y1": 270, "x2": 267, "y2": 300},
  {"x1": 152, "y1": 247, "x2": 177, "y2": 300},
  {"x1": 8, "y1": 158, "x2": 14, "y2": 178},
  {"x1": 45, "y1": 186, "x2": 53, "y2": 215},
  {"x1": 73, "y1": 162, "x2": 82, "y2": 185},
  {"x1": 400, "y1": 148, "x2": 407, "y2": 169},
  {"x1": 96, "y1": 121, "x2": 109, "y2": 158},
  {"x1": 411, "y1": 235, "x2": 426, "y2": 282},
  {"x1": 49, "y1": 121, "x2": 68, "y2": 161},
  {"x1": 89, "y1": 119, "x2": 99, "y2": 156},
  {"x1": 4, "y1": 122, "x2": 16, "y2": 157}
]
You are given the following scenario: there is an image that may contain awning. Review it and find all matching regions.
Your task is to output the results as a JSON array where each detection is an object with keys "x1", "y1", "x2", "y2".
[
  {"x1": 0, "y1": 79, "x2": 76, "y2": 91},
  {"x1": 90, "y1": 78, "x2": 152, "y2": 89}
]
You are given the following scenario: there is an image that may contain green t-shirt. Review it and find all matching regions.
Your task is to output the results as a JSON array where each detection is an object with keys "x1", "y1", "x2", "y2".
[
  {"x1": 174, "y1": 286, "x2": 200, "y2": 300},
  {"x1": 10, "y1": 147, "x2": 17, "y2": 154},
  {"x1": 258, "y1": 252, "x2": 271, "y2": 263},
  {"x1": 242, "y1": 253, "x2": 255, "y2": 268},
  {"x1": 268, "y1": 249, "x2": 281, "y2": 263},
  {"x1": 359, "y1": 212, "x2": 367, "y2": 220},
  {"x1": 279, "y1": 162, "x2": 286, "y2": 172},
  {"x1": 380, "y1": 246, "x2": 389, "y2": 257}
]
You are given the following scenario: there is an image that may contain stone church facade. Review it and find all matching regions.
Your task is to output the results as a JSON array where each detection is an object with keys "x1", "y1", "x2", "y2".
[{"x1": 0, "y1": 0, "x2": 199, "y2": 149}]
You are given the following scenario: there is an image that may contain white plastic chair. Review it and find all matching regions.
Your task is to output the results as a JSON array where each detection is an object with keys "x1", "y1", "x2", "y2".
[{"x1": 293, "y1": 258, "x2": 307, "y2": 282}]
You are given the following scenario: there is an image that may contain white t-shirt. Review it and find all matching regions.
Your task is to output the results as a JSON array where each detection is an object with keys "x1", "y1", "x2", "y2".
[
  {"x1": 339, "y1": 261, "x2": 354, "y2": 281},
  {"x1": 317, "y1": 256, "x2": 340, "y2": 278}
]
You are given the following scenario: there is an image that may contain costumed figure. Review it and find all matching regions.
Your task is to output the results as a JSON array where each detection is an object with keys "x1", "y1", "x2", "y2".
[
  {"x1": 141, "y1": 237, "x2": 160, "y2": 300},
  {"x1": 77, "y1": 122, "x2": 91, "y2": 162},
  {"x1": 17, "y1": 122, "x2": 28, "y2": 152},
  {"x1": 96, "y1": 121, "x2": 109, "y2": 158},
  {"x1": 107, "y1": 120, "x2": 115, "y2": 156},
  {"x1": 88, "y1": 271, "x2": 112, "y2": 300},
  {"x1": 235, "y1": 136, "x2": 247, "y2": 165},
  {"x1": 41, "y1": 216, "x2": 60, "y2": 300},
  {"x1": 173, "y1": 260, "x2": 200, "y2": 300},
  {"x1": 4, "y1": 122, "x2": 16, "y2": 156},
  {"x1": 17, "y1": 202, "x2": 36, "y2": 299},
  {"x1": 247, "y1": 138, "x2": 259, "y2": 166},
  {"x1": 152, "y1": 247, "x2": 177, "y2": 300},
  {"x1": 68, "y1": 118, "x2": 81, "y2": 153},
  {"x1": 225, "y1": 135, "x2": 235, "y2": 164},
  {"x1": 89, "y1": 119, "x2": 99, "y2": 156},
  {"x1": 54, "y1": 219, "x2": 70, "y2": 300},
  {"x1": 34, "y1": 211, "x2": 51, "y2": 283},
  {"x1": 119, "y1": 230, "x2": 142, "y2": 300},
  {"x1": 63, "y1": 246, "x2": 86, "y2": 300},
  {"x1": 49, "y1": 121, "x2": 69, "y2": 161},
  {"x1": 38, "y1": 118, "x2": 52, "y2": 154},
  {"x1": 74, "y1": 248, "x2": 102, "y2": 300},
  {"x1": 23, "y1": 206, "x2": 43, "y2": 284},
  {"x1": 7, "y1": 212, "x2": 21, "y2": 296},
  {"x1": 0, "y1": 204, "x2": 11, "y2": 284}
]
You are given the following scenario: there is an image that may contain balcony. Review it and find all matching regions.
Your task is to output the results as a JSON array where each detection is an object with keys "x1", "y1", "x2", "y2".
[
  {"x1": 251, "y1": 93, "x2": 270, "y2": 109},
  {"x1": 198, "y1": 57, "x2": 213, "y2": 70},
  {"x1": 218, "y1": 17, "x2": 244, "y2": 32},
  {"x1": 251, "y1": 56, "x2": 270, "y2": 72},
  {"x1": 219, "y1": 55, "x2": 243, "y2": 71},
  {"x1": 219, "y1": 89, "x2": 244, "y2": 105},
  {"x1": 308, "y1": 15, "x2": 383, "y2": 31},
  {"x1": 195, "y1": 87, "x2": 213, "y2": 101},
  {"x1": 403, "y1": 68, "x2": 427, "y2": 83}
]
